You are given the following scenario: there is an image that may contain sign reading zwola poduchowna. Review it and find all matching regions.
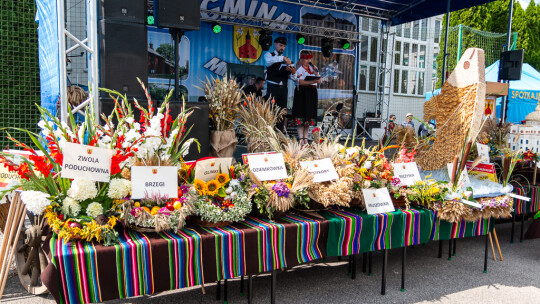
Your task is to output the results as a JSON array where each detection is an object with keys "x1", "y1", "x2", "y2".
[
  {"x1": 61, "y1": 143, "x2": 113, "y2": 182},
  {"x1": 299, "y1": 158, "x2": 338, "y2": 183},
  {"x1": 363, "y1": 188, "x2": 395, "y2": 215},
  {"x1": 194, "y1": 157, "x2": 233, "y2": 182},
  {"x1": 131, "y1": 166, "x2": 178, "y2": 199},
  {"x1": 247, "y1": 153, "x2": 288, "y2": 181}
]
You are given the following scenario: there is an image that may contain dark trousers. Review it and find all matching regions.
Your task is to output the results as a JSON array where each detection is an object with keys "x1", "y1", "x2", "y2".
[{"x1": 266, "y1": 83, "x2": 288, "y2": 132}]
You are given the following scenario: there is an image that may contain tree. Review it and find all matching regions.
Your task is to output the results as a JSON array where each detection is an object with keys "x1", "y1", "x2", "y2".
[
  {"x1": 156, "y1": 44, "x2": 174, "y2": 62},
  {"x1": 436, "y1": 0, "x2": 540, "y2": 88}
]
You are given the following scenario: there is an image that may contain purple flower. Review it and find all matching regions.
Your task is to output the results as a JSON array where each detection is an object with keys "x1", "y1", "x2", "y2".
[
  {"x1": 391, "y1": 178, "x2": 402, "y2": 187},
  {"x1": 239, "y1": 174, "x2": 245, "y2": 182},
  {"x1": 272, "y1": 182, "x2": 290, "y2": 198}
]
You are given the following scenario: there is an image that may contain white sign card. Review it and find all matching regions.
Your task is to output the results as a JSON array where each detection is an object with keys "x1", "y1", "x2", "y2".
[
  {"x1": 61, "y1": 142, "x2": 113, "y2": 182},
  {"x1": 247, "y1": 153, "x2": 288, "y2": 181},
  {"x1": 363, "y1": 188, "x2": 396, "y2": 215},
  {"x1": 476, "y1": 143, "x2": 490, "y2": 163},
  {"x1": 131, "y1": 166, "x2": 178, "y2": 199},
  {"x1": 393, "y1": 162, "x2": 421, "y2": 186},
  {"x1": 194, "y1": 157, "x2": 232, "y2": 182},
  {"x1": 0, "y1": 166, "x2": 21, "y2": 191},
  {"x1": 447, "y1": 163, "x2": 470, "y2": 185},
  {"x1": 299, "y1": 158, "x2": 339, "y2": 183}
]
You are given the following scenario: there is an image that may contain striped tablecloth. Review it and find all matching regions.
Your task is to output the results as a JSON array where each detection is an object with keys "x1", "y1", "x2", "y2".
[{"x1": 512, "y1": 185, "x2": 540, "y2": 215}]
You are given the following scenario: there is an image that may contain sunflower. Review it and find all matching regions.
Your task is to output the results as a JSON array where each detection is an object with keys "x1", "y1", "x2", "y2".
[
  {"x1": 206, "y1": 180, "x2": 220, "y2": 196},
  {"x1": 194, "y1": 179, "x2": 207, "y2": 195},
  {"x1": 216, "y1": 173, "x2": 230, "y2": 186}
]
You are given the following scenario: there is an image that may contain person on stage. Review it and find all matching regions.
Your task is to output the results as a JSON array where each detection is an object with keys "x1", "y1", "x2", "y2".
[
  {"x1": 243, "y1": 77, "x2": 265, "y2": 98},
  {"x1": 264, "y1": 36, "x2": 296, "y2": 133},
  {"x1": 292, "y1": 50, "x2": 321, "y2": 146}
]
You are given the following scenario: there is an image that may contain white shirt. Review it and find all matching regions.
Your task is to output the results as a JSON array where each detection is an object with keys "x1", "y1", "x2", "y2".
[
  {"x1": 294, "y1": 65, "x2": 319, "y2": 86},
  {"x1": 264, "y1": 50, "x2": 285, "y2": 67}
]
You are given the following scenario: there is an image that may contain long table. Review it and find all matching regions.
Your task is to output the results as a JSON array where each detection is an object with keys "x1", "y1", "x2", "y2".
[{"x1": 41, "y1": 207, "x2": 493, "y2": 304}]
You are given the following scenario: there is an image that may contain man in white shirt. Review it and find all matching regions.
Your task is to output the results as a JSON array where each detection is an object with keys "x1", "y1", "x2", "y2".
[{"x1": 264, "y1": 36, "x2": 295, "y2": 133}]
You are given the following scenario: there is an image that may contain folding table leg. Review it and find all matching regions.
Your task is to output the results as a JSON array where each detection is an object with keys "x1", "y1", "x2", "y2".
[
  {"x1": 247, "y1": 275, "x2": 253, "y2": 304},
  {"x1": 224, "y1": 279, "x2": 228, "y2": 304},
  {"x1": 368, "y1": 252, "x2": 373, "y2": 276},
  {"x1": 453, "y1": 239, "x2": 457, "y2": 256},
  {"x1": 270, "y1": 270, "x2": 276, "y2": 304},
  {"x1": 216, "y1": 280, "x2": 221, "y2": 301},
  {"x1": 401, "y1": 246, "x2": 406, "y2": 292},
  {"x1": 484, "y1": 233, "x2": 489, "y2": 273},
  {"x1": 448, "y1": 239, "x2": 453, "y2": 261},
  {"x1": 351, "y1": 254, "x2": 357, "y2": 280},
  {"x1": 348, "y1": 255, "x2": 352, "y2": 276},
  {"x1": 438, "y1": 240, "x2": 443, "y2": 258},
  {"x1": 381, "y1": 249, "x2": 388, "y2": 295},
  {"x1": 520, "y1": 214, "x2": 525, "y2": 243},
  {"x1": 510, "y1": 213, "x2": 515, "y2": 243},
  {"x1": 240, "y1": 275, "x2": 244, "y2": 296}
]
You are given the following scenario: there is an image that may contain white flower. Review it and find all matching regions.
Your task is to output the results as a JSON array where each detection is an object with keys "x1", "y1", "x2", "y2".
[
  {"x1": 107, "y1": 178, "x2": 131, "y2": 199},
  {"x1": 86, "y1": 202, "x2": 104, "y2": 218},
  {"x1": 61, "y1": 197, "x2": 81, "y2": 217},
  {"x1": 125, "y1": 117, "x2": 135, "y2": 124},
  {"x1": 225, "y1": 187, "x2": 233, "y2": 194},
  {"x1": 230, "y1": 192, "x2": 238, "y2": 199},
  {"x1": 67, "y1": 179, "x2": 98, "y2": 201},
  {"x1": 363, "y1": 181, "x2": 371, "y2": 188},
  {"x1": 229, "y1": 179, "x2": 240, "y2": 188},
  {"x1": 133, "y1": 122, "x2": 141, "y2": 130},
  {"x1": 20, "y1": 191, "x2": 51, "y2": 215}
]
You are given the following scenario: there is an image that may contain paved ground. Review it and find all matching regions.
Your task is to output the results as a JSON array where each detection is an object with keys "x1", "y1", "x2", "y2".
[{"x1": 2, "y1": 220, "x2": 539, "y2": 304}]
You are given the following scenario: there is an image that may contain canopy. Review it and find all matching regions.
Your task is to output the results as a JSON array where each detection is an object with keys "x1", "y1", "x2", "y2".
[
  {"x1": 275, "y1": 0, "x2": 498, "y2": 25},
  {"x1": 485, "y1": 60, "x2": 540, "y2": 123}
]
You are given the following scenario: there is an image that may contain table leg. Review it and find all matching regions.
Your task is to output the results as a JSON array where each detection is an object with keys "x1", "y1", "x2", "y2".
[
  {"x1": 271, "y1": 270, "x2": 276, "y2": 304},
  {"x1": 368, "y1": 252, "x2": 373, "y2": 276},
  {"x1": 484, "y1": 233, "x2": 489, "y2": 273},
  {"x1": 216, "y1": 280, "x2": 221, "y2": 301},
  {"x1": 510, "y1": 213, "x2": 515, "y2": 243},
  {"x1": 348, "y1": 255, "x2": 352, "y2": 276},
  {"x1": 493, "y1": 228, "x2": 503, "y2": 261},
  {"x1": 453, "y1": 239, "x2": 457, "y2": 256},
  {"x1": 438, "y1": 240, "x2": 443, "y2": 258},
  {"x1": 448, "y1": 239, "x2": 452, "y2": 261},
  {"x1": 240, "y1": 275, "x2": 244, "y2": 296},
  {"x1": 224, "y1": 279, "x2": 228, "y2": 304},
  {"x1": 401, "y1": 246, "x2": 406, "y2": 292},
  {"x1": 362, "y1": 253, "x2": 367, "y2": 273},
  {"x1": 381, "y1": 249, "x2": 388, "y2": 295},
  {"x1": 247, "y1": 275, "x2": 253, "y2": 304},
  {"x1": 352, "y1": 254, "x2": 357, "y2": 280},
  {"x1": 520, "y1": 214, "x2": 525, "y2": 243}
]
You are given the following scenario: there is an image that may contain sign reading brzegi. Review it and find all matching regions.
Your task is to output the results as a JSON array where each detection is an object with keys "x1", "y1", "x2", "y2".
[
  {"x1": 61, "y1": 143, "x2": 113, "y2": 182},
  {"x1": 393, "y1": 162, "x2": 421, "y2": 186},
  {"x1": 247, "y1": 153, "x2": 288, "y2": 181},
  {"x1": 362, "y1": 188, "x2": 395, "y2": 215},
  {"x1": 299, "y1": 158, "x2": 338, "y2": 183},
  {"x1": 131, "y1": 166, "x2": 178, "y2": 199},
  {"x1": 194, "y1": 157, "x2": 233, "y2": 182}
]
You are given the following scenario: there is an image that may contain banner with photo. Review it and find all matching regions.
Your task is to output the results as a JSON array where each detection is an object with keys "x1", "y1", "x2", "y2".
[{"x1": 146, "y1": 0, "x2": 357, "y2": 125}]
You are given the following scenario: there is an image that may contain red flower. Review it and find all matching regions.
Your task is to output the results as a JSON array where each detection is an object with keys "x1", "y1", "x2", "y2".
[
  {"x1": 17, "y1": 163, "x2": 32, "y2": 180},
  {"x1": 29, "y1": 154, "x2": 53, "y2": 177}
]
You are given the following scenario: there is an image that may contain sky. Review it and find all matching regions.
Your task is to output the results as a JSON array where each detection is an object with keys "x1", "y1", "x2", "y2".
[{"x1": 517, "y1": 0, "x2": 530, "y2": 8}]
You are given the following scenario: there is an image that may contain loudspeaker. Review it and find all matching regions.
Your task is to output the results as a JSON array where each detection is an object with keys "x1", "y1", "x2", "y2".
[
  {"x1": 98, "y1": 0, "x2": 146, "y2": 23},
  {"x1": 499, "y1": 49, "x2": 524, "y2": 81},
  {"x1": 154, "y1": 0, "x2": 200, "y2": 30},
  {"x1": 99, "y1": 20, "x2": 147, "y2": 97},
  {"x1": 99, "y1": 99, "x2": 209, "y2": 161}
]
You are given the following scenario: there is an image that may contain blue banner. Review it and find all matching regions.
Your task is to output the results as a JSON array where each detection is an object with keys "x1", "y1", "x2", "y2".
[{"x1": 507, "y1": 89, "x2": 540, "y2": 123}]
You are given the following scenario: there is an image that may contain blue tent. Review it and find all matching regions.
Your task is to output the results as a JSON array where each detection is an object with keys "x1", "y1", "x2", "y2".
[{"x1": 485, "y1": 60, "x2": 540, "y2": 123}]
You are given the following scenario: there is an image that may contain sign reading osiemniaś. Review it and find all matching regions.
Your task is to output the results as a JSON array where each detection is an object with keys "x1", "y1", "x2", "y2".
[
  {"x1": 362, "y1": 188, "x2": 395, "y2": 215},
  {"x1": 299, "y1": 158, "x2": 338, "y2": 183},
  {"x1": 61, "y1": 142, "x2": 113, "y2": 182},
  {"x1": 247, "y1": 153, "x2": 288, "y2": 181},
  {"x1": 131, "y1": 166, "x2": 178, "y2": 199}
]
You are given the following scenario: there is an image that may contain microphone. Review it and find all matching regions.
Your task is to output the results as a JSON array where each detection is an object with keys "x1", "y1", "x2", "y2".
[{"x1": 309, "y1": 62, "x2": 319, "y2": 74}]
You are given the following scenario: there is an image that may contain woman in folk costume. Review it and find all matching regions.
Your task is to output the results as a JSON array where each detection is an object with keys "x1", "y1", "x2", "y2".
[{"x1": 292, "y1": 50, "x2": 322, "y2": 146}]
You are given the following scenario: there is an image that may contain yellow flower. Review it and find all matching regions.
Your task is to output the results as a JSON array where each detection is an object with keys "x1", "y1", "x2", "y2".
[
  {"x1": 194, "y1": 179, "x2": 207, "y2": 195},
  {"x1": 216, "y1": 173, "x2": 230, "y2": 186},
  {"x1": 206, "y1": 180, "x2": 220, "y2": 196}
]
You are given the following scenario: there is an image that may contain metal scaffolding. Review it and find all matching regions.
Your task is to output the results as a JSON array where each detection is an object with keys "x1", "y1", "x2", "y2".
[
  {"x1": 56, "y1": 0, "x2": 99, "y2": 122},
  {"x1": 376, "y1": 20, "x2": 395, "y2": 125}
]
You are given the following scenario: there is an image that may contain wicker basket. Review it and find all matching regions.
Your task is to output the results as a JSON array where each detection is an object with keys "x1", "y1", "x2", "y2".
[
  {"x1": 189, "y1": 216, "x2": 231, "y2": 228},
  {"x1": 0, "y1": 199, "x2": 11, "y2": 233}
]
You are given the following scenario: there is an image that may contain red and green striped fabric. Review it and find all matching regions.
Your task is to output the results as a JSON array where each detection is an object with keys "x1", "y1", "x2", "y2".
[
  {"x1": 320, "y1": 206, "x2": 492, "y2": 257},
  {"x1": 513, "y1": 185, "x2": 540, "y2": 215}
]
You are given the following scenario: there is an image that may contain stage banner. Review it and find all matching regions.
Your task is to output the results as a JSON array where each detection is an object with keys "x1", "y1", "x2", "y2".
[{"x1": 146, "y1": 0, "x2": 357, "y2": 125}]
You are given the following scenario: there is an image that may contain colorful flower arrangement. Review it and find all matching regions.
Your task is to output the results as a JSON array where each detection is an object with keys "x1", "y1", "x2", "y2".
[
  {"x1": 0, "y1": 106, "x2": 130, "y2": 244},
  {"x1": 123, "y1": 185, "x2": 193, "y2": 233},
  {"x1": 191, "y1": 169, "x2": 251, "y2": 224}
]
